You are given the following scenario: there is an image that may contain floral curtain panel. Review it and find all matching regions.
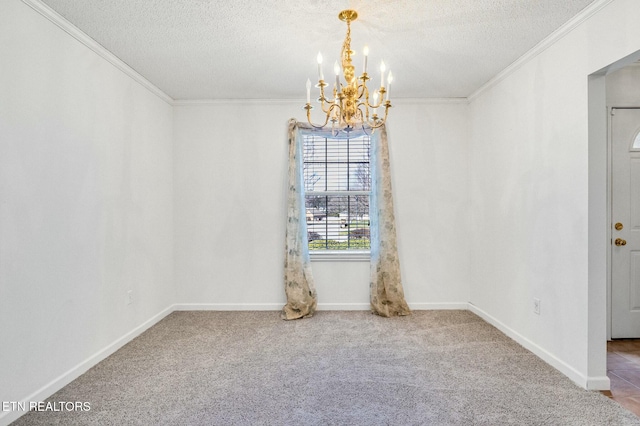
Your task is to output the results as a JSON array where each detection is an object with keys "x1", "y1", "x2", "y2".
[
  {"x1": 282, "y1": 119, "x2": 317, "y2": 320},
  {"x1": 282, "y1": 120, "x2": 410, "y2": 319},
  {"x1": 369, "y1": 126, "x2": 411, "y2": 317}
]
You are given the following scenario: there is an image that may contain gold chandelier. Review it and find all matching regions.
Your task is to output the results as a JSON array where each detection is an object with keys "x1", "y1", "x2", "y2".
[{"x1": 305, "y1": 9, "x2": 392, "y2": 131}]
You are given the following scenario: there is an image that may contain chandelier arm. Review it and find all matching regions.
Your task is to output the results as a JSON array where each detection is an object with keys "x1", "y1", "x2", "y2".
[
  {"x1": 331, "y1": 103, "x2": 345, "y2": 127},
  {"x1": 367, "y1": 118, "x2": 385, "y2": 129},
  {"x1": 382, "y1": 101, "x2": 391, "y2": 117},
  {"x1": 366, "y1": 101, "x2": 391, "y2": 128},
  {"x1": 319, "y1": 97, "x2": 332, "y2": 115},
  {"x1": 368, "y1": 87, "x2": 387, "y2": 109},
  {"x1": 317, "y1": 82, "x2": 333, "y2": 114},
  {"x1": 362, "y1": 100, "x2": 392, "y2": 129},
  {"x1": 351, "y1": 104, "x2": 362, "y2": 125},
  {"x1": 306, "y1": 108, "x2": 331, "y2": 130},
  {"x1": 356, "y1": 105, "x2": 367, "y2": 123},
  {"x1": 336, "y1": 103, "x2": 344, "y2": 127},
  {"x1": 306, "y1": 103, "x2": 342, "y2": 129},
  {"x1": 365, "y1": 108, "x2": 383, "y2": 128},
  {"x1": 357, "y1": 80, "x2": 368, "y2": 102}
]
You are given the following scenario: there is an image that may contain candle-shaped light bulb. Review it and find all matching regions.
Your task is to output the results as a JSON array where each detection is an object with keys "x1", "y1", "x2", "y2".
[
  {"x1": 306, "y1": 78, "x2": 311, "y2": 104},
  {"x1": 317, "y1": 52, "x2": 324, "y2": 81},
  {"x1": 380, "y1": 60, "x2": 386, "y2": 87},
  {"x1": 363, "y1": 46, "x2": 369, "y2": 73},
  {"x1": 334, "y1": 61, "x2": 340, "y2": 88},
  {"x1": 386, "y1": 71, "x2": 393, "y2": 100},
  {"x1": 372, "y1": 90, "x2": 379, "y2": 114}
]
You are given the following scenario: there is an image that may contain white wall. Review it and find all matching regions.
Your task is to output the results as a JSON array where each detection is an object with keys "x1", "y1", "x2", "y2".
[
  {"x1": 173, "y1": 101, "x2": 470, "y2": 309},
  {"x1": 468, "y1": 0, "x2": 640, "y2": 388},
  {"x1": 390, "y1": 102, "x2": 471, "y2": 307},
  {"x1": 606, "y1": 64, "x2": 640, "y2": 107},
  {"x1": 172, "y1": 102, "x2": 290, "y2": 308},
  {"x1": 0, "y1": 1, "x2": 174, "y2": 421}
]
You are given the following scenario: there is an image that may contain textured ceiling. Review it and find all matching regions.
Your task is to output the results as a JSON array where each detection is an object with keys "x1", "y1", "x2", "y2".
[{"x1": 39, "y1": 0, "x2": 596, "y2": 100}]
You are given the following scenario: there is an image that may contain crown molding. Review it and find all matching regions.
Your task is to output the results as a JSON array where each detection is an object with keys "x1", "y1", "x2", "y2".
[
  {"x1": 392, "y1": 97, "x2": 469, "y2": 105},
  {"x1": 172, "y1": 98, "x2": 302, "y2": 106},
  {"x1": 468, "y1": 0, "x2": 615, "y2": 102},
  {"x1": 172, "y1": 97, "x2": 469, "y2": 106},
  {"x1": 21, "y1": 0, "x2": 174, "y2": 105}
]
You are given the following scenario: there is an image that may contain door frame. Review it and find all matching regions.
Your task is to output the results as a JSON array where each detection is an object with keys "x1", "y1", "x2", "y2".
[{"x1": 607, "y1": 105, "x2": 614, "y2": 341}]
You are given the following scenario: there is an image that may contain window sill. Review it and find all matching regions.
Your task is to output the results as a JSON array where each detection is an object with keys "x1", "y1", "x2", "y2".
[{"x1": 310, "y1": 250, "x2": 371, "y2": 262}]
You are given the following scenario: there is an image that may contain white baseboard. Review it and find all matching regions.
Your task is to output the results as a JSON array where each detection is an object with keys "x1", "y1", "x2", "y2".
[
  {"x1": 0, "y1": 305, "x2": 174, "y2": 426},
  {"x1": 173, "y1": 303, "x2": 283, "y2": 311},
  {"x1": 586, "y1": 375, "x2": 611, "y2": 391},
  {"x1": 409, "y1": 302, "x2": 469, "y2": 310},
  {"x1": 467, "y1": 303, "x2": 608, "y2": 390}
]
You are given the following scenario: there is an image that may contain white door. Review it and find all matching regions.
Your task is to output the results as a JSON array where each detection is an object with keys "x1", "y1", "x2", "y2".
[{"x1": 611, "y1": 108, "x2": 640, "y2": 338}]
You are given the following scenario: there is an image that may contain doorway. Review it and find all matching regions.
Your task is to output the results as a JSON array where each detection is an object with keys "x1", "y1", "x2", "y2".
[
  {"x1": 587, "y1": 51, "x2": 640, "y2": 390},
  {"x1": 611, "y1": 107, "x2": 640, "y2": 338},
  {"x1": 593, "y1": 57, "x2": 640, "y2": 399}
]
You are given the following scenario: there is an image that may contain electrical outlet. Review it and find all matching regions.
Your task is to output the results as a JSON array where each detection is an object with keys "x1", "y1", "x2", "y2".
[
  {"x1": 127, "y1": 290, "x2": 133, "y2": 305},
  {"x1": 533, "y1": 298, "x2": 541, "y2": 315}
]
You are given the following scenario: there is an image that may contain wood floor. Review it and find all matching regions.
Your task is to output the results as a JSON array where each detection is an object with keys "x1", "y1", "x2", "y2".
[{"x1": 602, "y1": 340, "x2": 640, "y2": 417}]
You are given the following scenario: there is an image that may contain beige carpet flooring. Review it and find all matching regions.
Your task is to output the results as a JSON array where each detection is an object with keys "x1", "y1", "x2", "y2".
[{"x1": 11, "y1": 310, "x2": 640, "y2": 425}]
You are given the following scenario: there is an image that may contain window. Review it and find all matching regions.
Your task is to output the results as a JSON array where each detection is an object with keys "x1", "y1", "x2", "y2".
[
  {"x1": 633, "y1": 131, "x2": 640, "y2": 151},
  {"x1": 303, "y1": 133, "x2": 371, "y2": 253}
]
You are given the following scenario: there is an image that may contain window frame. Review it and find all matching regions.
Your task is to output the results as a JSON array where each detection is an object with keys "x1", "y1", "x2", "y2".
[{"x1": 301, "y1": 131, "x2": 372, "y2": 262}]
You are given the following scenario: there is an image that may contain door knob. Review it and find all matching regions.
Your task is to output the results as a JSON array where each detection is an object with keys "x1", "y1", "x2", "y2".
[
  {"x1": 615, "y1": 222, "x2": 624, "y2": 231},
  {"x1": 615, "y1": 238, "x2": 627, "y2": 246}
]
